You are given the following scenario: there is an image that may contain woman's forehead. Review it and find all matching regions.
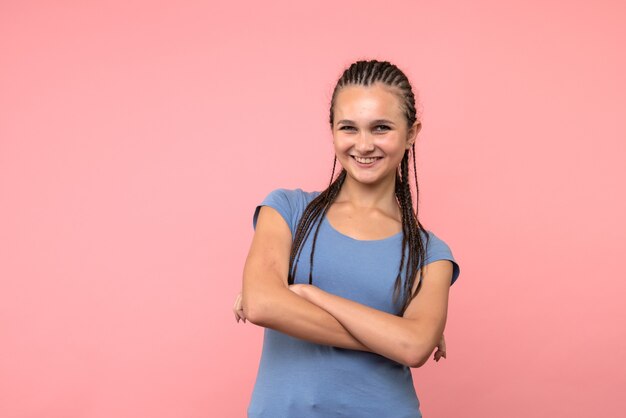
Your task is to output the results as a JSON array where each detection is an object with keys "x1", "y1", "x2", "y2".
[{"x1": 334, "y1": 84, "x2": 404, "y2": 120}]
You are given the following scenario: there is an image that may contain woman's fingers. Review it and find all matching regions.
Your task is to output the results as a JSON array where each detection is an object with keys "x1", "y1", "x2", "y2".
[
  {"x1": 434, "y1": 334, "x2": 447, "y2": 362},
  {"x1": 233, "y1": 292, "x2": 246, "y2": 323},
  {"x1": 233, "y1": 293, "x2": 240, "y2": 322},
  {"x1": 237, "y1": 293, "x2": 246, "y2": 323}
]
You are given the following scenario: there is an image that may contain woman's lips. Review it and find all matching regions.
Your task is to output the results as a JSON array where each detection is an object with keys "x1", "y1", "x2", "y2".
[{"x1": 351, "y1": 155, "x2": 383, "y2": 168}]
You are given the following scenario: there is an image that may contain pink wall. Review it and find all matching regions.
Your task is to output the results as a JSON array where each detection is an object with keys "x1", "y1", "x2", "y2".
[{"x1": 1, "y1": 1, "x2": 625, "y2": 417}]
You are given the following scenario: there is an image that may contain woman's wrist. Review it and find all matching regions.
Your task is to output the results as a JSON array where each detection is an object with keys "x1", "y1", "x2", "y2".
[
  {"x1": 304, "y1": 285, "x2": 328, "y2": 309},
  {"x1": 289, "y1": 284, "x2": 323, "y2": 305}
]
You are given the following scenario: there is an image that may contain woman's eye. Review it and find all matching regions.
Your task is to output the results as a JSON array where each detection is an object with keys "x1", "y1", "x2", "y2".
[{"x1": 338, "y1": 125, "x2": 389, "y2": 132}]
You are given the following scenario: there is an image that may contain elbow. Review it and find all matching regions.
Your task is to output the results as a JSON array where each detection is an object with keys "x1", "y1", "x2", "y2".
[
  {"x1": 402, "y1": 339, "x2": 434, "y2": 368},
  {"x1": 243, "y1": 300, "x2": 265, "y2": 325},
  {"x1": 242, "y1": 280, "x2": 288, "y2": 326},
  {"x1": 410, "y1": 355, "x2": 429, "y2": 369},
  {"x1": 402, "y1": 322, "x2": 446, "y2": 368},
  {"x1": 243, "y1": 295, "x2": 272, "y2": 326},
  {"x1": 403, "y1": 350, "x2": 429, "y2": 368}
]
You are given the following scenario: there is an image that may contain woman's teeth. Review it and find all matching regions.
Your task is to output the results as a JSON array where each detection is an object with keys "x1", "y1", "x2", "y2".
[{"x1": 353, "y1": 156, "x2": 381, "y2": 164}]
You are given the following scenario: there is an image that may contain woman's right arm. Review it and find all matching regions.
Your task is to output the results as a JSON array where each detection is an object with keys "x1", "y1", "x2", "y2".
[{"x1": 242, "y1": 205, "x2": 371, "y2": 352}]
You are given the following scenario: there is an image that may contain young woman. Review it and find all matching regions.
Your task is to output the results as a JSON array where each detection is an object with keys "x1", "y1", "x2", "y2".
[{"x1": 233, "y1": 59, "x2": 461, "y2": 418}]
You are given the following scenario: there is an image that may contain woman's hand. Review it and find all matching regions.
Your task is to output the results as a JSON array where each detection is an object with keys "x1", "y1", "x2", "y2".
[
  {"x1": 288, "y1": 283, "x2": 309, "y2": 298},
  {"x1": 233, "y1": 291, "x2": 247, "y2": 323},
  {"x1": 289, "y1": 283, "x2": 326, "y2": 304},
  {"x1": 433, "y1": 333, "x2": 447, "y2": 362}
]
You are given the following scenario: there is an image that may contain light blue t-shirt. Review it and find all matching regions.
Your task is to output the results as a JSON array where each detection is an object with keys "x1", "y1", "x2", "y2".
[{"x1": 248, "y1": 188, "x2": 460, "y2": 418}]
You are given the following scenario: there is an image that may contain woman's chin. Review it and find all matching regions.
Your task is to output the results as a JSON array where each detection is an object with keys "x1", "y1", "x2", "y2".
[{"x1": 346, "y1": 171, "x2": 387, "y2": 185}]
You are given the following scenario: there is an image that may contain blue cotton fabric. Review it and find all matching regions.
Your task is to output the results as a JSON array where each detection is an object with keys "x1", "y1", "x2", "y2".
[{"x1": 247, "y1": 188, "x2": 460, "y2": 418}]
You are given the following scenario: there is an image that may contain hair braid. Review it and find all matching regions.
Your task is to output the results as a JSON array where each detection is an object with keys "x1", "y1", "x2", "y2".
[{"x1": 288, "y1": 169, "x2": 346, "y2": 285}]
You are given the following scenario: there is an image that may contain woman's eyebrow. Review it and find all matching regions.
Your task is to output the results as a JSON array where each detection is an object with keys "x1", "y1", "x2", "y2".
[
  {"x1": 371, "y1": 119, "x2": 395, "y2": 125},
  {"x1": 337, "y1": 119, "x2": 396, "y2": 125}
]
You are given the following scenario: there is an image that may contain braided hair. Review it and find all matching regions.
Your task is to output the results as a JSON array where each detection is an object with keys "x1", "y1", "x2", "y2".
[{"x1": 287, "y1": 59, "x2": 430, "y2": 316}]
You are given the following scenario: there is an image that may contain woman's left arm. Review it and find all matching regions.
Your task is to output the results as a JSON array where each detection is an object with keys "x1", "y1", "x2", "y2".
[{"x1": 290, "y1": 259, "x2": 453, "y2": 368}]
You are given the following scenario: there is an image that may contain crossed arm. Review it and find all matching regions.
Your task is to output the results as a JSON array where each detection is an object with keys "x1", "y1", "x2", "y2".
[{"x1": 237, "y1": 206, "x2": 453, "y2": 368}]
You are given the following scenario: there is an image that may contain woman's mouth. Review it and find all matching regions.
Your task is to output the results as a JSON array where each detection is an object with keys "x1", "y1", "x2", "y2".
[{"x1": 351, "y1": 155, "x2": 383, "y2": 167}]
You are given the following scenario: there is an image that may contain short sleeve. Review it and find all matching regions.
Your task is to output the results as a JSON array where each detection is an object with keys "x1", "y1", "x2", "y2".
[
  {"x1": 252, "y1": 188, "x2": 298, "y2": 236},
  {"x1": 423, "y1": 232, "x2": 461, "y2": 286}
]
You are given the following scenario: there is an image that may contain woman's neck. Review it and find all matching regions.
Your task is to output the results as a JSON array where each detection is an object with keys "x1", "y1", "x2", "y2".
[{"x1": 336, "y1": 173, "x2": 399, "y2": 213}]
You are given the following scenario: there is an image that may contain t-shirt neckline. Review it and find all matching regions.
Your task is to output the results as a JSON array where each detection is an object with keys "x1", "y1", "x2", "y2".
[{"x1": 322, "y1": 216, "x2": 403, "y2": 242}]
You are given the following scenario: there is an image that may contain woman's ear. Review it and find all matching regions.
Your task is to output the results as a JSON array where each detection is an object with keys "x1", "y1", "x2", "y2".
[{"x1": 406, "y1": 121, "x2": 421, "y2": 148}]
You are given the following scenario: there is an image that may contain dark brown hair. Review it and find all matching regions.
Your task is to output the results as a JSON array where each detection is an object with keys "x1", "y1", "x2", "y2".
[{"x1": 287, "y1": 59, "x2": 430, "y2": 315}]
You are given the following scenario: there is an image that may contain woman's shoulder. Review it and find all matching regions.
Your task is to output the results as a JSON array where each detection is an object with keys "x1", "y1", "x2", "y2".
[
  {"x1": 421, "y1": 228, "x2": 442, "y2": 242},
  {"x1": 265, "y1": 187, "x2": 321, "y2": 206},
  {"x1": 420, "y1": 229, "x2": 452, "y2": 251},
  {"x1": 255, "y1": 187, "x2": 322, "y2": 236},
  {"x1": 419, "y1": 228, "x2": 461, "y2": 285}
]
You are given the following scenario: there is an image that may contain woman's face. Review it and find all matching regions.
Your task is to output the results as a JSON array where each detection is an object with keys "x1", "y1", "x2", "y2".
[{"x1": 332, "y1": 83, "x2": 420, "y2": 187}]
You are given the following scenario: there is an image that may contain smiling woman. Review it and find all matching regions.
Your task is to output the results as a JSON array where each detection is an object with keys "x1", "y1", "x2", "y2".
[{"x1": 234, "y1": 59, "x2": 461, "y2": 418}]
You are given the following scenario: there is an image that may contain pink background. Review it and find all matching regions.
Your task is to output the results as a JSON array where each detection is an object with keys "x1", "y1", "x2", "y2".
[{"x1": 1, "y1": 1, "x2": 625, "y2": 417}]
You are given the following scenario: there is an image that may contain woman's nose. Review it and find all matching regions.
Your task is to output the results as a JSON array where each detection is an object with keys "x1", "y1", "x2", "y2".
[{"x1": 355, "y1": 133, "x2": 375, "y2": 153}]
